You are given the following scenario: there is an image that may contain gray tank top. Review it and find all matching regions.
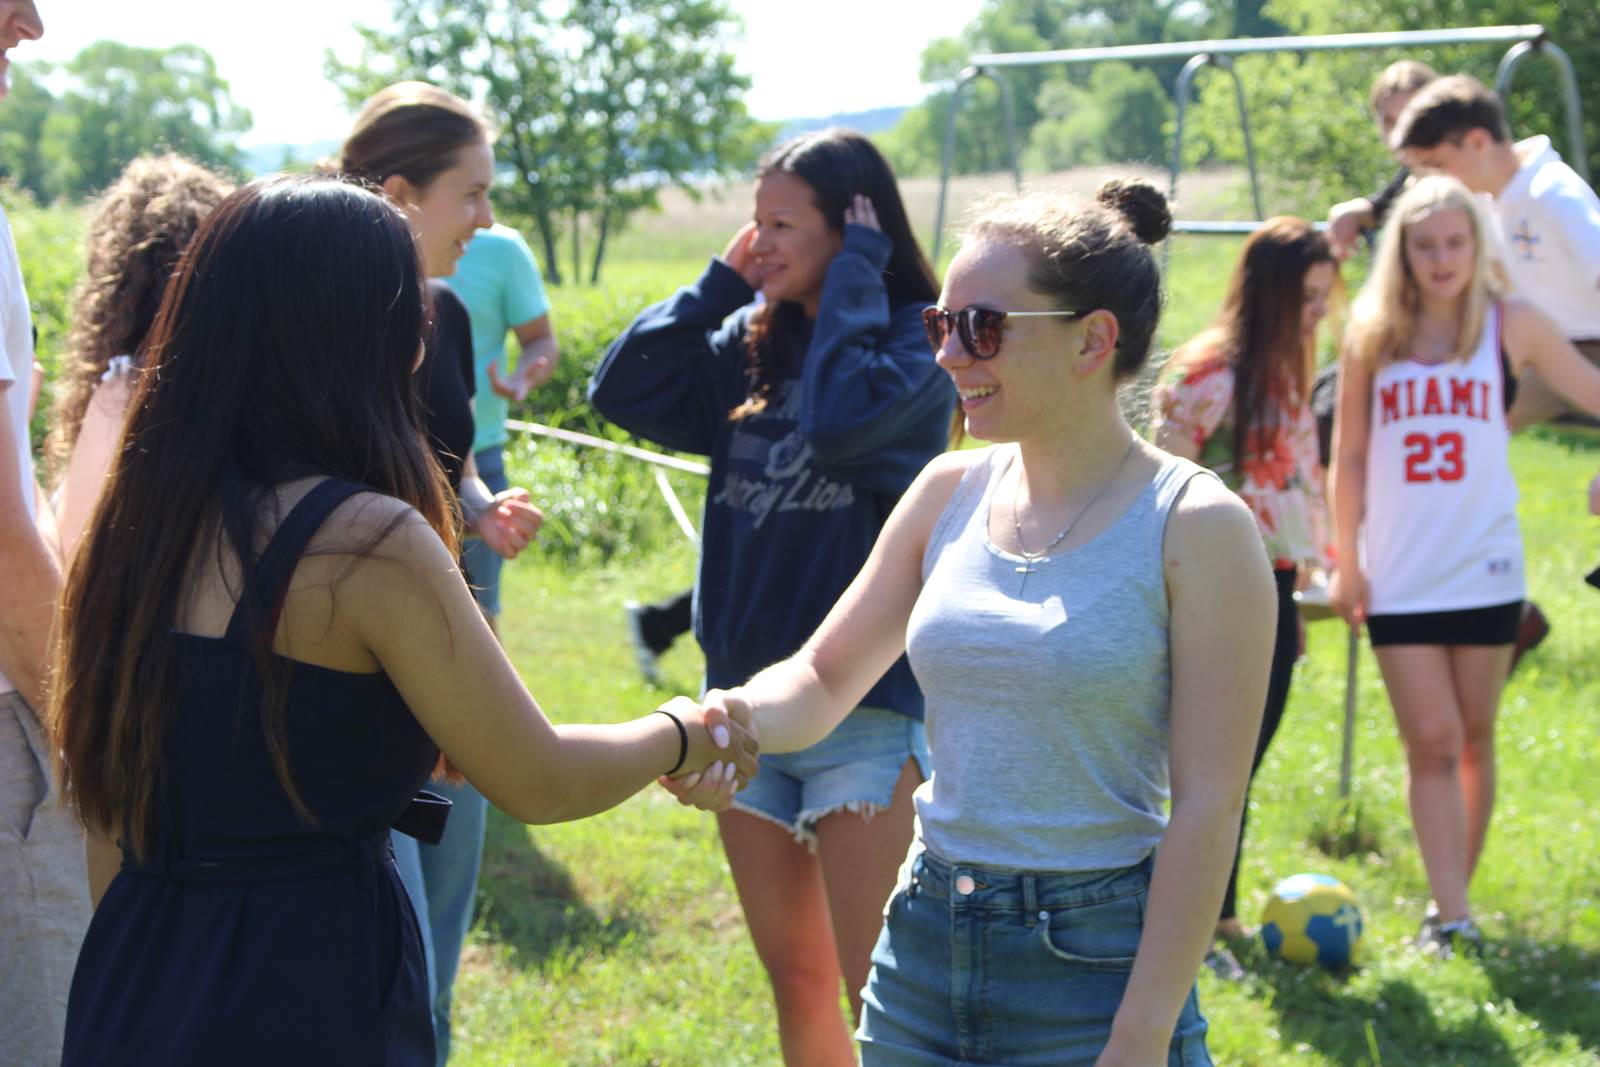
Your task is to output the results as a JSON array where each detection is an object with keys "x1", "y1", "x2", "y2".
[{"x1": 906, "y1": 444, "x2": 1214, "y2": 870}]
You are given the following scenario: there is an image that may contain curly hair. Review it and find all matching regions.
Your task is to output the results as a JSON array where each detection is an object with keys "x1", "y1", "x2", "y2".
[{"x1": 47, "y1": 154, "x2": 234, "y2": 478}]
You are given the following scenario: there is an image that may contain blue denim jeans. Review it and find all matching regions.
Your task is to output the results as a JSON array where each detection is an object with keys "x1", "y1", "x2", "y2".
[
  {"x1": 392, "y1": 780, "x2": 490, "y2": 1066},
  {"x1": 858, "y1": 848, "x2": 1211, "y2": 1066},
  {"x1": 461, "y1": 445, "x2": 509, "y2": 618}
]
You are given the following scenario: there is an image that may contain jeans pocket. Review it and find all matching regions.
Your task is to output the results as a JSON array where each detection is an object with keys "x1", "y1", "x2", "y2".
[{"x1": 1035, "y1": 889, "x2": 1144, "y2": 970}]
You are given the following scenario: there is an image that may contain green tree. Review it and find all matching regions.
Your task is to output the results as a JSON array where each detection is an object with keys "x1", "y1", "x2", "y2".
[
  {"x1": 327, "y1": 0, "x2": 769, "y2": 284},
  {"x1": 1026, "y1": 62, "x2": 1172, "y2": 170},
  {"x1": 879, "y1": 0, "x2": 1213, "y2": 178},
  {"x1": 46, "y1": 42, "x2": 250, "y2": 197},
  {"x1": 0, "y1": 66, "x2": 63, "y2": 202}
]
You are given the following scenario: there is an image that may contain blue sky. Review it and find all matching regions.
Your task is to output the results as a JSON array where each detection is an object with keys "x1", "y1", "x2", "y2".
[{"x1": 31, "y1": 0, "x2": 984, "y2": 146}]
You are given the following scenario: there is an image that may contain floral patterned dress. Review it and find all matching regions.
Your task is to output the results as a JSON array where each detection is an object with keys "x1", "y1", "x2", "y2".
[{"x1": 1151, "y1": 358, "x2": 1330, "y2": 570}]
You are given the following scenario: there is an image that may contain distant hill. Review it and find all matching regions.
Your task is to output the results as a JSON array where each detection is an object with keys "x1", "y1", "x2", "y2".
[
  {"x1": 240, "y1": 140, "x2": 343, "y2": 176},
  {"x1": 775, "y1": 106, "x2": 908, "y2": 139}
]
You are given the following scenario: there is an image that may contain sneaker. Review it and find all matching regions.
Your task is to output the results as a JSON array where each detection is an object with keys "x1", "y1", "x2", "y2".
[
  {"x1": 623, "y1": 600, "x2": 662, "y2": 686},
  {"x1": 1436, "y1": 919, "x2": 1485, "y2": 959},
  {"x1": 1203, "y1": 945, "x2": 1245, "y2": 982},
  {"x1": 1412, "y1": 901, "x2": 1441, "y2": 949},
  {"x1": 1510, "y1": 601, "x2": 1549, "y2": 673},
  {"x1": 1418, "y1": 914, "x2": 1484, "y2": 960}
]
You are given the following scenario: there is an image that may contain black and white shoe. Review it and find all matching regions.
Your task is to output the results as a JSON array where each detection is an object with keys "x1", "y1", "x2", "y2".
[
  {"x1": 623, "y1": 600, "x2": 662, "y2": 686},
  {"x1": 1418, "y1": 913, "x2": 1484, "y2": 960}
]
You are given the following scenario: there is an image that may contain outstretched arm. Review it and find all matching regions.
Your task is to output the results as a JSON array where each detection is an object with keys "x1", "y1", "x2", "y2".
[{"x1": 348, "y1": 501, "x2": 756, "y2": 824}]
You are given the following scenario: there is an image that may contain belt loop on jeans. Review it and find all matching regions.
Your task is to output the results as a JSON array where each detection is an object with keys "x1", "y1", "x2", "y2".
[{"x1": 1022, "y1": 873, "x2": 1039, "y2": 927}]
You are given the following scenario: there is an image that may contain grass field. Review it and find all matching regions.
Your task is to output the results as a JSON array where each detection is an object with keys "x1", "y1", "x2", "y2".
[
  {"x1": 19, "y1": 166, "x2": 1600, "y2": 1065},
  {"x1": 454, "y1": 425, "x2": 1600, "y2": 1067}
]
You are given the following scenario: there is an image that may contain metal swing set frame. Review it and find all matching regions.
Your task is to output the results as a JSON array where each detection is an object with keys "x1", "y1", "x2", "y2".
[
  {"x1": 929, "y1": 24, "x2": 1588, "y2": 263},
  {"x1": 928, "y1": 25, "x2": 1588, "y2": 797}
]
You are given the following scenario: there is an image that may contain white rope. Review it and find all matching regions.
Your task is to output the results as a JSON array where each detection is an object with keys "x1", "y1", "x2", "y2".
[
  {"x1": 505, "y1": 419, "x2": 710, "y2": 476},
  {"x1": 505, "y1": 418, "x2": 706, "y2": 544},
  {"x1": 654, "y1": 468, "x2": 701, "y2": 545}
]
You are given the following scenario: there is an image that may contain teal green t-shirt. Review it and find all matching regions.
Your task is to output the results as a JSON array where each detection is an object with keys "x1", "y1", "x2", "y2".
[{"x1": 444, "y1": 224, "x2": 551, "y2": 452}]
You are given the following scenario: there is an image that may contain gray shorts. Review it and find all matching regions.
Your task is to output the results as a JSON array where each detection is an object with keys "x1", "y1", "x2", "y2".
[{"x1": 1, "y1": 689, "x2": 90, "y2": 1066}]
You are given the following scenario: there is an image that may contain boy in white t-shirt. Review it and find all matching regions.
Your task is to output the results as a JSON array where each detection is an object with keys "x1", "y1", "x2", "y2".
[
  {"x1": 0, "y1": 4, "x2": 92, "y2": 1065},
  {"x1": 1396, "y1": 73, "x2": 1600, "y2": 429}
]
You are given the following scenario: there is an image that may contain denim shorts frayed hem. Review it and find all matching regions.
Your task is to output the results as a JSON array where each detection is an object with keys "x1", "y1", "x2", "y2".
[{"x1": 728, "y1": 706, "x2": 928, "y2": 852}]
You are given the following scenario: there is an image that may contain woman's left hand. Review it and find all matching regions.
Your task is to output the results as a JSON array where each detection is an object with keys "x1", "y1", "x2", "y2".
[
  {"x1": 476, "y1": 487, "x2": 543, "y2": 559},
  {"x1": 1589, "y1": 470, "x2": 1600, "y2": 516},
  {"x1": 844, "y1": 194, "x2": 880, "y2": 232}
]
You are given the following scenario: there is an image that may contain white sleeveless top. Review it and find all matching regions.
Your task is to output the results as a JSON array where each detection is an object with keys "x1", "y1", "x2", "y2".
[{"x1": 1361, "y1": 305, "x2": 1523, "y2": 614}]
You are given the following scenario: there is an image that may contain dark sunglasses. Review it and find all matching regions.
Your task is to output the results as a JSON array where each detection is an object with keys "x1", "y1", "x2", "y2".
[{"x1": 922, "y1": 304, "x2": 1090, "y2": 360}]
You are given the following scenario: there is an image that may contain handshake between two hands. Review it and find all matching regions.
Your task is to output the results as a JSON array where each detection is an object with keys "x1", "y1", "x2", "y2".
[{"x1": 655, "y1": 689, "x2": 760, "y2": 813}]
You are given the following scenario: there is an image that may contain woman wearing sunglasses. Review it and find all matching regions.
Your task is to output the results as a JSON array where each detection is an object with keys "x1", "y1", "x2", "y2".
[
  {"x1": 589, "y1": 129, "x2": 952, "y2": 1064},
  {"x1": 1151, "y1": 217, "x2": 1338, "y2": 971},
  {"x1": 669, "y1": 179, "x2": 1276, "y2": 1065}
]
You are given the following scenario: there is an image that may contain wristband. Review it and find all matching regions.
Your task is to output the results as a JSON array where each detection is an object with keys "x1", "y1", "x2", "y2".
[{"x1": 653, "y1": 708, "x2": 689, "y2": 777}]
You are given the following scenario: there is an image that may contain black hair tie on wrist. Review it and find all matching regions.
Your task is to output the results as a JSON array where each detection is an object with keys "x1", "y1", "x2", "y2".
[{"x1": 653, "y1": 708, "x2": 689, "y2": 777}]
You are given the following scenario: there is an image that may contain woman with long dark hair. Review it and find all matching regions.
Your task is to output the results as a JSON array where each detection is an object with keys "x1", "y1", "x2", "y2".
[
  {"x1": 1152, "y1": 216, "x2": 1337, "y2": 963},
  {"x1": 590, "y1": 128, "x2": 953, "y2": 1063},
  {"x1": 50, "y1": 175, "x2": 755, "y2": 1065}
]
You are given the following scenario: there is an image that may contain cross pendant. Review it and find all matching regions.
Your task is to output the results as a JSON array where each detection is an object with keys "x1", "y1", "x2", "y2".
[{"x1": 1014, "y1": 563, "x2": 1034, "y2": 574}]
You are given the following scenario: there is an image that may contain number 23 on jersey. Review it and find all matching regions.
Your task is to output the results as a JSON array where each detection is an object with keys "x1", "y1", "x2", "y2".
[{"x1": 1404, "y1": 431, "x2": 1465, "y2": 483}]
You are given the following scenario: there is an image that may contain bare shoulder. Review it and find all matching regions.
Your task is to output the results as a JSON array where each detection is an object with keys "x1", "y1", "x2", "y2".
[
  {"x1": 1502, "y1": 297, "x2": 1560, "y2": 339},
  {"x1": 899, "y1": 446, "x2": 993, "y2": 524},
  {"x1": 1163, "y1": 468, "x2": 1264, "y2": 574},
  {"x1": 299, "y1": 492, "x2": 457, "y2": 593},
  {"x1": 917, "y1": 445, "x2": 991, "y2": 495}
]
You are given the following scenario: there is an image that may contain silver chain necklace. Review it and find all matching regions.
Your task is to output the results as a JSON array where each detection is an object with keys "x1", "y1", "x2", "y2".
[{"x1": 1010, "y1": 439, "x2": 1138, "y2": 595}]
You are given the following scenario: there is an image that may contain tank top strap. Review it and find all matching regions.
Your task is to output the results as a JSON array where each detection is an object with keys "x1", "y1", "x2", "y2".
[
  {"x1": 922, "y1": 445, "x2": 1010, "y2": 576},
  {"x1": 1140, "y1": 453, "x2": 1219, "y2": 558},
  {"x1": 223, "y1": 478, "x2": 368, "y2": 644}
]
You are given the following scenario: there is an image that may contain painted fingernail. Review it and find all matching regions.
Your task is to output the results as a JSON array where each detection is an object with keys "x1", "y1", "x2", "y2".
[
  {"x1": 712, "y1": 725, "x2": 730, "y2": 749},
  {"x1": 683, "y1": 773, "x2": 701, "y2": 789}
]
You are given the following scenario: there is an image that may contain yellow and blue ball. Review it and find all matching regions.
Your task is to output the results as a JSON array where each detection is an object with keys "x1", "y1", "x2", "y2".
[{"x1": 1260, "y1": 873, "x2": 1363, "y2": 969}]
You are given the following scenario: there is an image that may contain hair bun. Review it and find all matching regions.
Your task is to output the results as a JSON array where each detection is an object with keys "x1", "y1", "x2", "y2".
[{"x1": 1096, "y1": 178, "x2": 1171, "y2": 245}]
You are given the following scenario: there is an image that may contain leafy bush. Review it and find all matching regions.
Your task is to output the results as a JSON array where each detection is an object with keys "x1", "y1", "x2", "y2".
[
  {"x1": 504, "y1": 431, "x2": 706, "y2": 566},
  {"x1": 1027, "y1": 63, "x2": 1173, "y2": 171},
  {"x1": 500, "y1": 259, "x2": 716, "y2": 564},
  {"x1": 4, "y1": 188, "x2": 86, "y2": 448},
  {"x1": 518, "y1": 266, "x2": 693, "y2": 434}
]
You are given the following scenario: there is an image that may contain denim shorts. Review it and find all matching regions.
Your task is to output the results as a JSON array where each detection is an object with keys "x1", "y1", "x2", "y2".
[
  {"x1": 857, "y1": 848, "x2": 1212, "y2": 1066},
  {"x1": 461, "y1": 445, "x2": 510, "y2": 618},
  {"x1": 730, "y1": 706, "x2": 929, "y2": 850}
]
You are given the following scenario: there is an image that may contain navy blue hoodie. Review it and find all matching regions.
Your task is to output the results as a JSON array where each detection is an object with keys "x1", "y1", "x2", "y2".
[{"x1": 589, "y1": 224, "x2": 954, "y2": 718}]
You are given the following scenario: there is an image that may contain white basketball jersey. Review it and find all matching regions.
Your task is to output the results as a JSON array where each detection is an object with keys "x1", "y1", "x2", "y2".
[{"x1": 1361, "y1": 305, "x2": 1523, "y2": 614}]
